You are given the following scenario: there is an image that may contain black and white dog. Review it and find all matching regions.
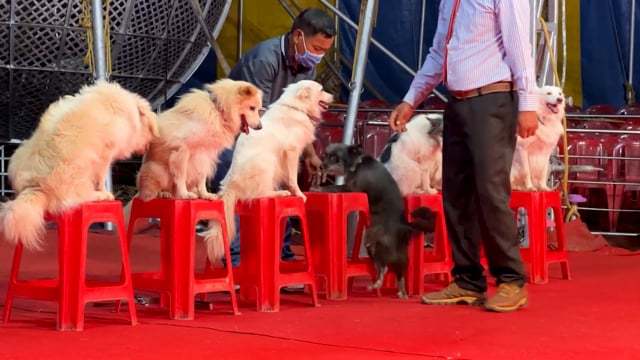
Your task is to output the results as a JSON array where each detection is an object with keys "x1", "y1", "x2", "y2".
[
  {"x1": 379, "y1": 114, "x2": 443, "y2": 196},
  {"x1": 312, "y1": 143, "x2": 436, "y2": 298}
]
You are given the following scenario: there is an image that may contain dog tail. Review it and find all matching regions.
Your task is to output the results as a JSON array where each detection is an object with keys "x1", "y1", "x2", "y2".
[
  {"x1": 0, "y1": 188, "x2": 48, "y2": 251},
  {"x1": 202, "y1": 189, "x2": 237, "y2": 263},
  {"x1": 407, "y1": 206, "x2": 436, "y2": 234}
]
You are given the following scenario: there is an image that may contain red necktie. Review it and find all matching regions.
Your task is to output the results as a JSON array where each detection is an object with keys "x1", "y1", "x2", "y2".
[{"x1": 442, "y1": 0, "x2": 461, "y2": 87}]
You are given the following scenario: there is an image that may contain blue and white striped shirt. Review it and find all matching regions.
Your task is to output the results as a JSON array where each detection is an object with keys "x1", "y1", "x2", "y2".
[{"x1": 403, "y1": 0, "x2": 538, "y2": 112}]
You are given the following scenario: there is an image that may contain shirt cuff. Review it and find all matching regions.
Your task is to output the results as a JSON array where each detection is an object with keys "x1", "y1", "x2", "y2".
[
  {"x1": 402, "y1": 90, "x2": 419, "y2": 109},
  {"x1": 518, "y1": 91, "x2": 538, "y2": 112}
]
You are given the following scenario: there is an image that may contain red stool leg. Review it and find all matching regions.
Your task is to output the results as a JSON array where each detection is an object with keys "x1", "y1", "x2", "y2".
[
  {"x1": 56, "y1": 212, "x2": 84, "y2": 331},
  {"x1": 297, "y1": 209, "x2": 319, "y2": 307},
  {"x1": 2, "y1": 243, "x2": 24, "y2": 323},
  {"x1": 255, "y1": 209, "x2": 280, "y2": 312},
  {"x1": 112, "y1": 203, "x2": 138, "y2": 325},
  {"x1": 220, "y1": 222, "x2": 241, "y2": 315},
  {"x1": 169, "y1": 204, "x2": 197, "y2": 320}
]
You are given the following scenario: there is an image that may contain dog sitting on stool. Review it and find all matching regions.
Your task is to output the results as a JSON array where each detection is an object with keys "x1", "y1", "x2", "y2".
[{"x1": 312, "y1": 143, "x2": 436, "y2": 298}]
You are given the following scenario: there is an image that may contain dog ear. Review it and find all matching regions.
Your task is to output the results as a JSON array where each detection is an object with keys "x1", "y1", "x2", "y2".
[
  {"x1": 296, "y1": 86, "x2": 312, "y2": 101},
  {"x1": 238, "y1": 84, "x2": 257, "y2": 97},
  {"x1": 347, "y1": 144, "x2": 363, "y2": 155}
]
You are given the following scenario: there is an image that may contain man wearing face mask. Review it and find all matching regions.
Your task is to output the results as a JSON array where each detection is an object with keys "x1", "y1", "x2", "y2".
[{"x1": 210, "y1": 7, "x2": 336, "y2": 271}]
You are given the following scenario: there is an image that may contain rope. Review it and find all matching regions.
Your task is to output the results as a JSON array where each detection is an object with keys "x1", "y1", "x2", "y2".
[
  {"x1": 81, "y1": 0, "x2": 112, "y2": 76},
  {"x1": 540, "y1": 17, "x2": 579, "y2": 222}
]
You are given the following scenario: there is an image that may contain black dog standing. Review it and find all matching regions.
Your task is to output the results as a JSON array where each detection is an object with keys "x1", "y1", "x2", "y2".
[{"x1": 312, "y1": 143, "x2": 436, "y2": 298}]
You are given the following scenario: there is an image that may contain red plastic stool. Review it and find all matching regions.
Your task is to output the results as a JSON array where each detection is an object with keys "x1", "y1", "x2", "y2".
[
  {"x1": 304, "y1": 192, "x2": 371, "y2": 300},
  {"x1": 2, "y1": 200, "x2": 137, "y2": 331},
  {"x1": 510, "y1": 191, "x2": 571, "y2": 284},
  {"x1": 122, "y1": 198, "x2": 239, "y2": 320},
  {"x1": 361, "y1": 194, "x2": 452, "y2": 296},
  {"x1": 234, "y1": 196, "x2": 319, "y2": 312}
]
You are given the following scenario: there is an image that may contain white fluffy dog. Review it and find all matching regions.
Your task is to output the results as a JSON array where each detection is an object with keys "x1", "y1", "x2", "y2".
[
  {"x1": 380, "y1": 114, "x2": 443, "y2": 196},
  {"x1": 1, "y1": 81, "x2": 159, "y2": 250},
  {"x1": 201, "y1": 80, "x2": 334, "y2": 262},
  {"x1": 510, "y1": 85, "x2": 566, "y2": 191}
]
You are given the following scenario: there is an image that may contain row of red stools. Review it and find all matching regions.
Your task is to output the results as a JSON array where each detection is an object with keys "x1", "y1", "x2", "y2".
[{"x1": 2, "y1": 191, "x2": 571, "y2": 331}]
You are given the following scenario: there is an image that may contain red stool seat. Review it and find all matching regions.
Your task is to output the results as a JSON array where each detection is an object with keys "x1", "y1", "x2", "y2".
[
  {"x1": 234, "y1": 196, "x2": 319, "y2": 312},
  {"x1": 122, "y1": 198, "x2": 238, "y2": 320},
  {"x1": 510, "y1": 191, "x2": 571, "y2": 284},
  {"x1": 2, "y1": 200, "x2": 137, "y2": 331},
  {"x1": 304, "y1": 192, "x2": 371, "y2": 300}
]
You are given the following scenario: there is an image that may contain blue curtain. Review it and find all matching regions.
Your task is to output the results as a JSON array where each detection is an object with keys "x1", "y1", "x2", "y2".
[
  {"x1": 580, "y1": 0, "x2": 640, "y2": 108},
  {"x1": 337, "y1": 0, "x2": 443, "y2": 104}
]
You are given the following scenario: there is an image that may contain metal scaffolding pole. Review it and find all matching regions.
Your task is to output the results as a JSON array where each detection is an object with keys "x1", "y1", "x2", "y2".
[
  {"x1": 337, "y1": 0, "x2": 377, "y2": 185},
  {"x1": 90, "y1": 0, "x2": 114, "y2": 231},
  {"x1": 341, "y1": 0, "x2": 376, "y2": 146},
  {"x1": 628, "y1": 0, "x2": 636, "y2": 103}
]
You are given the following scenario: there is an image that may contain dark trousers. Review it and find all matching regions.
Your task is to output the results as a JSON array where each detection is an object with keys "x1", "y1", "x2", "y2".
[
  {"x1": 442, "y1": 91, "x2": 525, "y2": 293},
  {"x1": 210, "y1": 144, "x2": 295, "y2": 266}
]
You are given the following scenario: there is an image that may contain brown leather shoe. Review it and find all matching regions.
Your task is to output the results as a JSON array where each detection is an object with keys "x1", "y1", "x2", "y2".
[
  {"x1": 421, "y1": 282, "x2": 486, "y2": 306},
  {"x1": 484, "y1": 283, "x2": 528, "y2": 312}
]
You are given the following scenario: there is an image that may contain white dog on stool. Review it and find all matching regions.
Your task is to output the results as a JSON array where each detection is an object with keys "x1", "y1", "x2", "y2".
[
  {"x1": 510, "y1": 85, "x2": 566, "y2": 191},
  {"x1": 380, "y1": 114, "x2": 443, "y2": 196}
]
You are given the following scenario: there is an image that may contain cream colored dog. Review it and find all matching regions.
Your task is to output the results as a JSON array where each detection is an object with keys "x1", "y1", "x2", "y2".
[
  {"x1": 380, "y1": 114, "x2": 443, "y2": 196},
  {"x1": 201, "y1": 80, "x2": 334, "y2": 262},
  {"x1": 1, "y1": 80, "x2": 159, "y2": 250},
  {"x1": 510, "y1": 85, "x2": 566, "y2": 191},
  {"x1": 134, "y1": 79, "x2": 264, "y2": 201}
]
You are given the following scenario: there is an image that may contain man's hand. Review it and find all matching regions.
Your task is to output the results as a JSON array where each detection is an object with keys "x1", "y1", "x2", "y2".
[
  {"x1": 517, "y1": 111, "x2": 538, "y2": 138},
  {"x1": 303, "y1": 144, "x2": 322, "y2": 175},
  {"x1": 304, "y1": 153, "x2": 322, "y2": 175},
  {"x1": 389, "y1": 102, "x2": 415, "y2": 132}
]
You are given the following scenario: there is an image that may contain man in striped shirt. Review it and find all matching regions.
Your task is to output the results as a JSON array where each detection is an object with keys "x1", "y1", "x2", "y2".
[{"x1": 389, "y1": 0, "x2": 538, "y2": 312}]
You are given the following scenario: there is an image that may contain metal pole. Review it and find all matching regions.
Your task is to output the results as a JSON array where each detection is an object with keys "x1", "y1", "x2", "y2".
[
  {"x1": 90, "y1": 0, "x2": 114, "y2": 231},
  {"x1": 340, "y1": 0, "x2": 376, "y2": 150},
  {"x1": 531, "y1": 0, "x2": 538, "y2": 75},
  {"x1": 629, "y1": 0, "x2": 636, "y2": 85},
  {"x1": 237, "y1": 0, "x2": 243, "y2": 61},
  {"x1": 418, "y1": 0, "x2": 426, "y2": 70},
  {"x1": 318, "y1": 0, "x2": 447, "y2": 102},
  {"x1": 189, "y1": 0, "x2": 231, "y2": 75}
]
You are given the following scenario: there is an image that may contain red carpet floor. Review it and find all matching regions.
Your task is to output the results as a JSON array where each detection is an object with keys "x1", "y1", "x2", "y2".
[{"x1": 0, "y1": 230, "x2": 639, "y2": 360}]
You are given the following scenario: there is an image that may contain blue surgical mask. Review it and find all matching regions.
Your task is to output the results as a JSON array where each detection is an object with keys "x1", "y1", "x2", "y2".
[{"x1": 295, "y1": 33, "x2": 324, "y2": 68}]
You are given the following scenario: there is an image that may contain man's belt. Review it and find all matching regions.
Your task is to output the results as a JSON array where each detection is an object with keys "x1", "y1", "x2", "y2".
[{"x1": 449, "y1": 81, "x2": 514, "y2": 100}]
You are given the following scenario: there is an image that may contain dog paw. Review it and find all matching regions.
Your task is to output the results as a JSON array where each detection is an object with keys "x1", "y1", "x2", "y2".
[
  {"x1": 368, "y1": 280, "x2": 383, "y2": 290},
  {"x1": 92, "y1": 191, "x2": 114, "y2": 201},
  {"x1": 273, "y1": 190, "x2": 291, "y2": 197},
  {"x1": 426, "y1": 187, "x2": 438, "y2": 195},
  {"x1": 158, "y1": 191, "x2": 173, "y2": 199},
  {"x1": 176, "y1": 192, "x2": 198, "y2": 200},
  {"x1": 396, "y1": 291, "x2": 409, "y2": 299},
  {"x1": 295, "y1": 191, "x2": 307, "y2": 202},
  {"x1": 199, "y1": 192, "x2": 219, "y2": 200},
  {"x1": 309, "y1": 186, "x2": 322, "y2": 192}
]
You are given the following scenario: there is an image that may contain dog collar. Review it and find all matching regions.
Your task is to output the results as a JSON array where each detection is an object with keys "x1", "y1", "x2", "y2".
[
  {"x1": 272, "y1": 103, "x2": 322, "y2": 124},
  {"x1": 538, "y1": 116, "x2": 545, "y2": 125}
]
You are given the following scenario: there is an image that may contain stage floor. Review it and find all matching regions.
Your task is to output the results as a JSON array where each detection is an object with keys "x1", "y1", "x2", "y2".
[{"x1": 1, "y1": 229, "x2": 639, "y2": 360}]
